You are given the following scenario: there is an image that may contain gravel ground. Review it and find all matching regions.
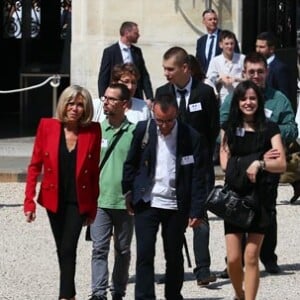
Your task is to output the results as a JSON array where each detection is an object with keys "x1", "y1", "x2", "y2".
[{"x1": 1, "y1": 181, "x2": 300, "y2": 300}]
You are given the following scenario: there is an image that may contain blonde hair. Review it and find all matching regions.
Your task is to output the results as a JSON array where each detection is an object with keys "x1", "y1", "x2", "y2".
[{"x1": 56, "y1": 85, "x2": 94, "y2": 126}]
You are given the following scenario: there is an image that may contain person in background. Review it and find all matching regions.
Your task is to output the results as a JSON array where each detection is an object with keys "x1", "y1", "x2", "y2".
[
  {"x1": 89, "y1": 83, "x2": 135, "y2": 300},
  {"x1": 93, "y1": 63, "x2": 150, "y2": 124},
  {"x1": 256, "y1": 31, "x2": 291, "y2": 100},
  {"x1": 207, "y1": 30, "x2": 245, "y2": 104},
  {"x1": 24, "y1": 85, "x2": 101, "y2": 300},
  {"x1": 122, "y1": 94, "x2": 208, "y2": 300},
  {"x1": 97, "y1": 21, "x2": 153, "y2": 100},
  {"x1": 196, "y1": 8, "x2": 240, "y2": 73},
  {"x1": 220, "y1": 52, "x2": 297, "y2": 275},
  {"x1": 187, "y1": 54, "x2": 218, "y2": 97}
]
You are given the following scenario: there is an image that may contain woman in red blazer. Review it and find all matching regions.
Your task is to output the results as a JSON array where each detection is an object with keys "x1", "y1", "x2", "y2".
[{"x1": 24, "y1": 85, "x2": 101, "y2": 300}]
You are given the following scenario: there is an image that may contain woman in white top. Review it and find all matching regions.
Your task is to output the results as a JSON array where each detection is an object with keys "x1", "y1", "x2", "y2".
[{"x1": 93, "y1": 63, "x2": 150, "y2": 124}]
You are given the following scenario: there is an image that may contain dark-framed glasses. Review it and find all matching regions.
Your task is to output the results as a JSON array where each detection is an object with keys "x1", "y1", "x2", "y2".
[
  {"x1": 100, "y1": 95, "x2": 123, "y2": 103},
  {"x1": 155, "y1": 118, "x2": 176, "y2": 126}
]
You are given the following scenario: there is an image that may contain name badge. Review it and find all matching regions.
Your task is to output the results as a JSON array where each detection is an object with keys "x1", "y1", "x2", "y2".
[
  {"x1": 264, "y1": 108, "x2": 272, "y2": 118},
  {"x1": 236, "y1": 127, "x2": 245, "y2": 137},
  {"x1": 101, "y1": 138, "x2": 108, "y2": 148},
  {"x1": 181, "y1": 155, "x2": 195, "y2": 165},
  {"x1": 189, "y1": 102, "x2": 202, "y2": 112}
]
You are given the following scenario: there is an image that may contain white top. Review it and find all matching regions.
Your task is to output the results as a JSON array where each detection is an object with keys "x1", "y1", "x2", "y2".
[
  {"x1": 143, "y1": 122, "x2": 178, "y2": 210},
  {"x1": 92, "y1": 97, "x2": 150, "y2": 124},
  {"x1": 207, "y1": 52, "x2": 245, "y2": 103},
  {"x1": 118, "y1": 41, "x2": 133, "y2": 63},
  {"x1": 174, "y1": 77, "x2": 192, "y2": 109},
  {"x1": 205, "y1": 32, "x2": 218, "y2": 59}
]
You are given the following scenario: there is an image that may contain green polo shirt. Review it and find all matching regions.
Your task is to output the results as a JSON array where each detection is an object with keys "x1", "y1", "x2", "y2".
[{"x1": 98, "y1": 118, "x2": 135, "y2": 209}]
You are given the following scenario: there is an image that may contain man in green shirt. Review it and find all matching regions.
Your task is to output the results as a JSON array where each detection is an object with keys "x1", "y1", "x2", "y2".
[
  {"x1": 89, "y1": 83, "x2": 136, "y2": 300},
  {"x1": 220, "y1": 52, "x2": 298, "y2": 275}
]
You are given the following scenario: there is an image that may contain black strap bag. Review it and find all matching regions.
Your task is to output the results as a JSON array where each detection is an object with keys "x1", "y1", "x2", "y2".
[{"x1": 205, "y1": 185, "x2": 255, "y2": 229}]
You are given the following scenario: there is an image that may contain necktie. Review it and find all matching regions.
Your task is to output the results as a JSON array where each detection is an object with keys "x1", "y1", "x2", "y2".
[
  {"x1": 207, "y1": 35, "x2": 215, "y2": 66},
  {"x1": 177, "y1": 89, "x2": 187, "y2": 123}
]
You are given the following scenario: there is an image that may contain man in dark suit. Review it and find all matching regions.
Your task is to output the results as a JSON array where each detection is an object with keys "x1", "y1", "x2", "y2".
[
  {"x1": 97, "y1": 21, "x2": 153, "y2": 100},
  {"x1": 256, "y1": 31, "x2": 292, "y2": 100},
  {"x1": 196, "y1": 9, "x2": 240, "y2": 73},
  {"x1": 122, "y1": 94, "x2": 208, "y2": 300},
  {"x1": 155, "y1": 46, "x2": 219, "y2": 286}
]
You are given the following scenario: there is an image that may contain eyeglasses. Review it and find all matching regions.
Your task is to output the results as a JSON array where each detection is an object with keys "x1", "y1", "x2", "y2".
[
  {"x1": 155, "y1": 118, "x2": 176, "y2": 126},
  {"x1": 246, "y1": 69, "x2": 265, "y2": 76},
  {"x1": 100, "y1": 95, "x2": 123, "y2": 103}
]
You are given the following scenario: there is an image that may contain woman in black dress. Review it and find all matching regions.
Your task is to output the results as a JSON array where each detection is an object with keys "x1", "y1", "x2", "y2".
[{"x1": 220, "y1": 80, "x2": 286, "y2": 300}]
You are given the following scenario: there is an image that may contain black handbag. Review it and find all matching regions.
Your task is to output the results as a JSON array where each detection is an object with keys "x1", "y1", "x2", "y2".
[{"x1": 205, "y1": 185, "x2": 255, "y2": 229}]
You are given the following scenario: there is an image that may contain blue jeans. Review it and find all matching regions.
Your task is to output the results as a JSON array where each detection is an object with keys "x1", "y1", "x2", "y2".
[
  {"x1": 90, "y1": 208, "x2": 133, "y2": 298},
  {"x1": 193, "y1": 216, "x2": 211, "y2": 279}
]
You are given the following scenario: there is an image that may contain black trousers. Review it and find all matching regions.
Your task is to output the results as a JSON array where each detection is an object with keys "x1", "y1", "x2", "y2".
[
  {"x1": 260, "y1": 183, "x2": 278, "y2": 264},
  {"x1": 47, "y1": 203, "x2": 85, "y2": 299},
  {"x1": 260, "y1": 175, "x2": 279, "y2": 264},
  {"x1": 134, "y1": 201, "x2": 187, "y2": 300}
]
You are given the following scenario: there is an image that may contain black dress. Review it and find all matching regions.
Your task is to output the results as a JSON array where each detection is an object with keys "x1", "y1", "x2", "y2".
[{"x1": 222, "y1": 120, "x2": 280, "y2": 234}]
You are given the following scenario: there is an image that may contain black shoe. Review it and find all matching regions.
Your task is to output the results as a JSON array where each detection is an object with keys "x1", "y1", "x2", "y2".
[
  {"x1": 112, "y1": 294, "x2": 123, "y2": 300},
  {"x1": 219, "y1": 268, "x2": 229, "y2": 279},
  {"x1": 264, "y1": 261, "x2": 281, "y2": 274},
  {"x1": 197, "y1": 274, "x2": 217, "y2": 286},
  {"x1": 290, "y1": 181, "x2": 300, "y2": 203},
  {"x1": 290, "y1": 194, "x2": 299, "y2": 203},
  {"x1": 88, "y1": 295, "x2": 107, "y2": 300}
]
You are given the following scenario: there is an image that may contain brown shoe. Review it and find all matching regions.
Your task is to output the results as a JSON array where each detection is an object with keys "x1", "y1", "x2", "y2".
[{"x1": 197, "y1": 274, "x2": 217, "y2": 286}]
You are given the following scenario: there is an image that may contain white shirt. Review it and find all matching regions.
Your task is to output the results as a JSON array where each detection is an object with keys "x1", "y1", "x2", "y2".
[
  {"x1": 119, "y1": 41, "x2": 133, "y2": 63},
  {"x1": 205, "y1": 31, "x2": 218, "y2": 59},
  {"x1": 267, "y1": 54, "x2": 275, "y2": 66},
  {"x1": 144, "y1": 121, "x2": 178, "y2": 210},
  {"x1": 206, "y1": 52, "x2": 245, "y2": 103},
  {"x1": 174, "y1": 77, "x2": 193, "y2": 109},
  {"x1": 92, "y1": 97, "x2": 150, "y2": 124}
]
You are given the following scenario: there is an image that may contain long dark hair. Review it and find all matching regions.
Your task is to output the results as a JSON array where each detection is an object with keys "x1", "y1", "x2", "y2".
[{"x1": 224, "y1": 80, "x2": 266, "y2": 152}]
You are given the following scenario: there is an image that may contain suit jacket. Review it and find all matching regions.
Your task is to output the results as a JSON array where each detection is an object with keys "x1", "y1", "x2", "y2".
[
  {"x1": 155, "y1": 79, "x2": 220, "y2": 156},
  {"x1": 24, "y1": 118, "x2": 101, "y2": 220},
  {"x1": 267, "y1": 56, "x2": 291, "y2": 100},
  {"x1": 97, "y1": 42, "x2": 153, "y2": 99},
  {"x1": 122, "y1": 120, "x2": 208, "y2": 218},
  {"x1": 196, "y1": 28, "x2": 240, "y2": 73}
]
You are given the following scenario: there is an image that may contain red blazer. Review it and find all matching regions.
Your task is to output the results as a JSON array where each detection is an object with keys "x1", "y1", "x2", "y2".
[{"x1": 24, "y1": 118, "x2": 101, "y2": 220}]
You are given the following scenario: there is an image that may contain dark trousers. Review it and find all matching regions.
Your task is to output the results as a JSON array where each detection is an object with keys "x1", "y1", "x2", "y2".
[
  {"x1": 260, "y1": 179, "x2": 278, "y2": 264},
  {"x1": 134, "y1": 201, "x2": 187, "y2": 300},
  {"x1": 47, "y1": 203, "x2": 85, "y2": 299},
  {"x1": 193, "y1": 158, "x2": 214, "y2": 279}
]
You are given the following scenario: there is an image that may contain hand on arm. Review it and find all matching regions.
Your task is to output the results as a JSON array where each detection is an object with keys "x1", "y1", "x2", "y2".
[
  {"x1": 188, "y1": 218, "x2": 203, "y2": 228},
  {"x1": 263, "y1": 134, "x2": 286, "y2": 173},
  {"x1": 246, "y1": 160, "x2": 261, "y2": 183}
]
